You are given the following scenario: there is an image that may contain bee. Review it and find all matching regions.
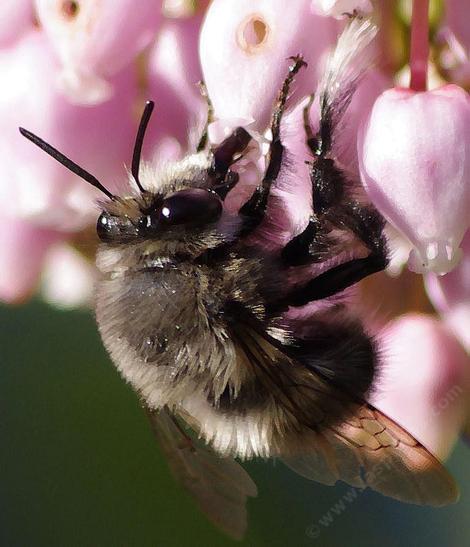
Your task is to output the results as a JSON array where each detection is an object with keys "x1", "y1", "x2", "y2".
[{"x1": 20, "y1": 17, "x2": 457, "y2": 540}]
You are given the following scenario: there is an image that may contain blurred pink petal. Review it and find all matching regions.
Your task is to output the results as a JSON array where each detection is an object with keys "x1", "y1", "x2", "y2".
[
  {"x1": 0, "y1": 30, "x2": 136, "y2": 232},
  {"x1": 0, "y1": 214, "x2": 61, "y2": 303},
  {"x1": 145, "y1": 14, "x2": 204, "y2": 161},
  {"x1": 35, "y1": 0, "x2": 162, "y2": 104},
  {"x1": 0, "y1": 0, "x2": 34, "y2": 46},
  {"x1": 200, "y1": 0, "x2": 338, "y2": 132},
  {"x1": 311, "y1": 0, "x2": 372, "y2": 18},
  {"x1": 371, "y1": 314, "x2": 470, "y2": 460},
  {"x1": 359, "y1": 85, "x2": 470, "y2": 274},
  {"x1": 445, "y1": 0, "x2": 470, "y2": 53},
  {"x1": 425, "y1": 231, "x2": 470, "y2": 351},
  {"x1": 41, "y1": 243, "x2": 95, "y2": 309}
]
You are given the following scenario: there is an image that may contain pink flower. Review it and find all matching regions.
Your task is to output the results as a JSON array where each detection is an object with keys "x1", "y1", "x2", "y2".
[
  {"x1": 371, "y1": 314, "x2": 470, "y2": 460},
  {"x1": 0, "y1": 214, "x2": 62, "y2": 303},
  {"x1": 359, "y1": 85, "x2": 470, "y2": 274},
  {"x1": 0, "y1": 30, "x2": 136, "y2": 232},
  {"x1": 425, "y1": 230, "x2": 470, "y2": 351},
  {"x1": 35, "y1": 0, "x2": 162, "y2": 104},
  {"x1": 145, "y1": 13, "x2": 204, "y2": 162},
  {"x1": 0, "y1": 0, "x2": 34, "y2": 46},
  {"x1": 199, "y1": 0, "x2": 338, "y2": 133}
]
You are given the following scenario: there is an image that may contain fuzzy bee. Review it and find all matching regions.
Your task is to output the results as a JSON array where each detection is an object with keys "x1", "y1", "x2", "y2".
[{"x1": 20, "y1": 17, "x2": 457, "y2": 539}]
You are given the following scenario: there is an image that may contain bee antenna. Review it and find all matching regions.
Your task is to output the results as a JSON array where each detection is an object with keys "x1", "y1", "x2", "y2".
[
  {"x1": 131, "y1": 100, "x2": 155, "y2": 194},
  {"x1": 18, "y1": 127, "x2": 115, "y2": 200}
]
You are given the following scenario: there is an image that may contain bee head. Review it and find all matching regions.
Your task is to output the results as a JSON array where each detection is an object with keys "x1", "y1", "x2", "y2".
[
  {"x1": 19, "y1": 101, "x2": 234, "y2": 257},
  {"x1": 96, "y1": 186, "x2": 224, "y2": 249}
]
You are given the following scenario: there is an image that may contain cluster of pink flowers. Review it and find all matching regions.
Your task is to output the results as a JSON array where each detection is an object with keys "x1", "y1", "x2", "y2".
[{"x1": 2, "y1": 0, "x2": 469, "y2": 459}]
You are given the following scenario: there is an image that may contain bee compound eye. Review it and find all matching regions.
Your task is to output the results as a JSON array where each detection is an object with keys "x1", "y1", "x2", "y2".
[
  {"x1": 159, "y1": 188, "x2": 223, "y2": 226},
  {"x1": 96, "y1": 212, "x2": 112, "y2": 241},
  {"x1": 96, "y1": 212, "x2": 124, "y2": 242}
]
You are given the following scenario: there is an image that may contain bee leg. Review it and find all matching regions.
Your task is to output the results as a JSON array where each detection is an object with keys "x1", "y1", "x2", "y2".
[
  {"x1": 283, "y1": 82, "x2": 388, "y2": 269},
  {"x1": 209, "y1": 127, "x2": 252, "y2": 185},
  {"x1": 278, "y1": 249, "x2": 388, "y2": 309},
  {"x1": 302, "y1": 93, "x2": 318, "y2": 154},
  {"x1": 238, "y1": 55, "x2": 307, "y2": 233},
  {"x1": 281, "y1": 157, "x2": 349, "y2": 266},
  {"x1": 196, "y1": 81, "x2": 214, "y2": 153}
]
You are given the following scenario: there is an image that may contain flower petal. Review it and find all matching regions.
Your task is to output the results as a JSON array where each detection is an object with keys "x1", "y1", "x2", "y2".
[
  {"x1": 200, "y1": 0, "x2": 338, "y2": 131},
  {"x1": 359, "y1": 85, "x2": 470, "y2": 274},
  {"x1": 371, "y1": 314, "x2": 470, "y2": 460}
]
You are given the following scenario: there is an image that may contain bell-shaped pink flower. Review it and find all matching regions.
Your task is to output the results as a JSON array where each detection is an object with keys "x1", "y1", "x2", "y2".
[
  {"x1": 0, "y1": 30, "x2": 136, "y2": 232},
  {"x1": 0, "y1": 214, "x2": 62, "y2": 303},
  {"x1": 0, "y1": 0, "x2": 34, "y2": 46},
  {"x1": 359, "y1": 85, "x2": 470, "y2": 274},
  {"x1": 199, "y1": 0, "x2": 338, "y2": 132},
  {"x1": 371, "y1": 314, "x2": 470, "y2": 460},
  {"x1": 425, "y1": 230, "x2": 470, "y2": 351},
  {"x1": 35, "y1": 0, "x2": 162, "y2": 104},
  {"x1": 311, "y1": 0, "x2": 372, "y2": 18}
]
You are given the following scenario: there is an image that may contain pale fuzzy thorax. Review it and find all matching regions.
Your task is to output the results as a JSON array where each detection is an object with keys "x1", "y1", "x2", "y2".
[{"x1": 137, "y1": 152, "x2": 212, "y2": 195}]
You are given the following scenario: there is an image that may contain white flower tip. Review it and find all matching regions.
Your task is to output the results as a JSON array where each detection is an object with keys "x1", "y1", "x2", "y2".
[
  {"x1": 408, "y1": 241, "x2": 463, "y2": 275},
  {"x1": 57, "y1": 68, "x2": 114, "y2": 106}
]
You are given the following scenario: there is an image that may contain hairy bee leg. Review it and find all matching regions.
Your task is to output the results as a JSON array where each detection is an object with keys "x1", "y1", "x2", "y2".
[
  {"x1": 275, "y1": 250, "x2": 388, "y2": 310},
  {"x1": 209, "y1": 127, "x2": 252, "y2": 184},
  {"x1": 238, "y1": 56, "x2": 307, "y2": 232},
  {"x1": 283, "y1": 118, "x2": 388, "y2": 266},
  {"x1": 302, "y1": 94, "x2": 318, "y2": 155},
  {"x1": 277, "y1": 196, "x2": 389, "y2": 307},
  {"x1": 197, "y1": 81, "x2": 214, "y2": 153},
  {"x1": 281, "y1": 157, "x2": 347, "y2": 266}
]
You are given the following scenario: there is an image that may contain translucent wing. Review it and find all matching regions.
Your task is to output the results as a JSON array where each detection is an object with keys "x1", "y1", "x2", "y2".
[
  {"x1": 145, "y1": 406, "x2": 257, "y2": 539},
  {"x1": 229, "y1": 315, "x2": 458, "y2": 506},
  {"x1": 281, "y1": 404, "x2": 459, "y2": 506}
]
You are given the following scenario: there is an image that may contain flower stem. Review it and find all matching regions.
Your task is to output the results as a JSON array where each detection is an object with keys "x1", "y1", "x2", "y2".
[{"x1": 409, "y1": 0, "x2": 430, "y2": 91}]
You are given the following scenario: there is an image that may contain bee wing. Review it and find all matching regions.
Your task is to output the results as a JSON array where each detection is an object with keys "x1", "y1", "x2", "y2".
[
  {"x1": 228, "y1": 311, "x2": 458, "y2": 507},
  {"x1": 145, "y1": 406, "x2": 257, "y2": 539},
  {"x1": 281, "y1": 404, "x2": 459, "y2": 506}
]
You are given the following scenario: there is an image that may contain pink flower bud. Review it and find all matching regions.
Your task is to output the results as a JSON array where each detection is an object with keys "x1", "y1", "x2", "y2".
[
  {"x1": 0, "y1": 0, "x2": 34, "y2": 46},
  {"x1": 311, "y1": 0, "x2": 372, "y2": 18},
  {"x1": 425, "y1": 230, "x2": 470, "y2": 351},
  {"x1": 35, "y1": 0, "x2": 162, "y2": 104},
  {"x1": 199, "y1": 0, "x2": 338, "y2": 132},
  {"x1": 359, "y1": 85, "x2": 470, "y2": 274},
  {"x1": 0, "y1": 31, "x2": 136, "y2": 231},
  {"x1": 0, "y1": 214, "x2": 61, "y2": 303},
  {"x1": 371, "y1": 314, "x2": 470, "y2": 460}
]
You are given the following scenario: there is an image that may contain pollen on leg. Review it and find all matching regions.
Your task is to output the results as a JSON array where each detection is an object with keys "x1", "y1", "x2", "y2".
[{"x1": 237, "y1": 14, "x2": 270, "y2": 54}]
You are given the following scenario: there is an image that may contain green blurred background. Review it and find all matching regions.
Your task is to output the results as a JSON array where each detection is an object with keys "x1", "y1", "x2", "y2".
[{"x1": 1, "y1": 301, "x2": 469, "y2": 547}]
